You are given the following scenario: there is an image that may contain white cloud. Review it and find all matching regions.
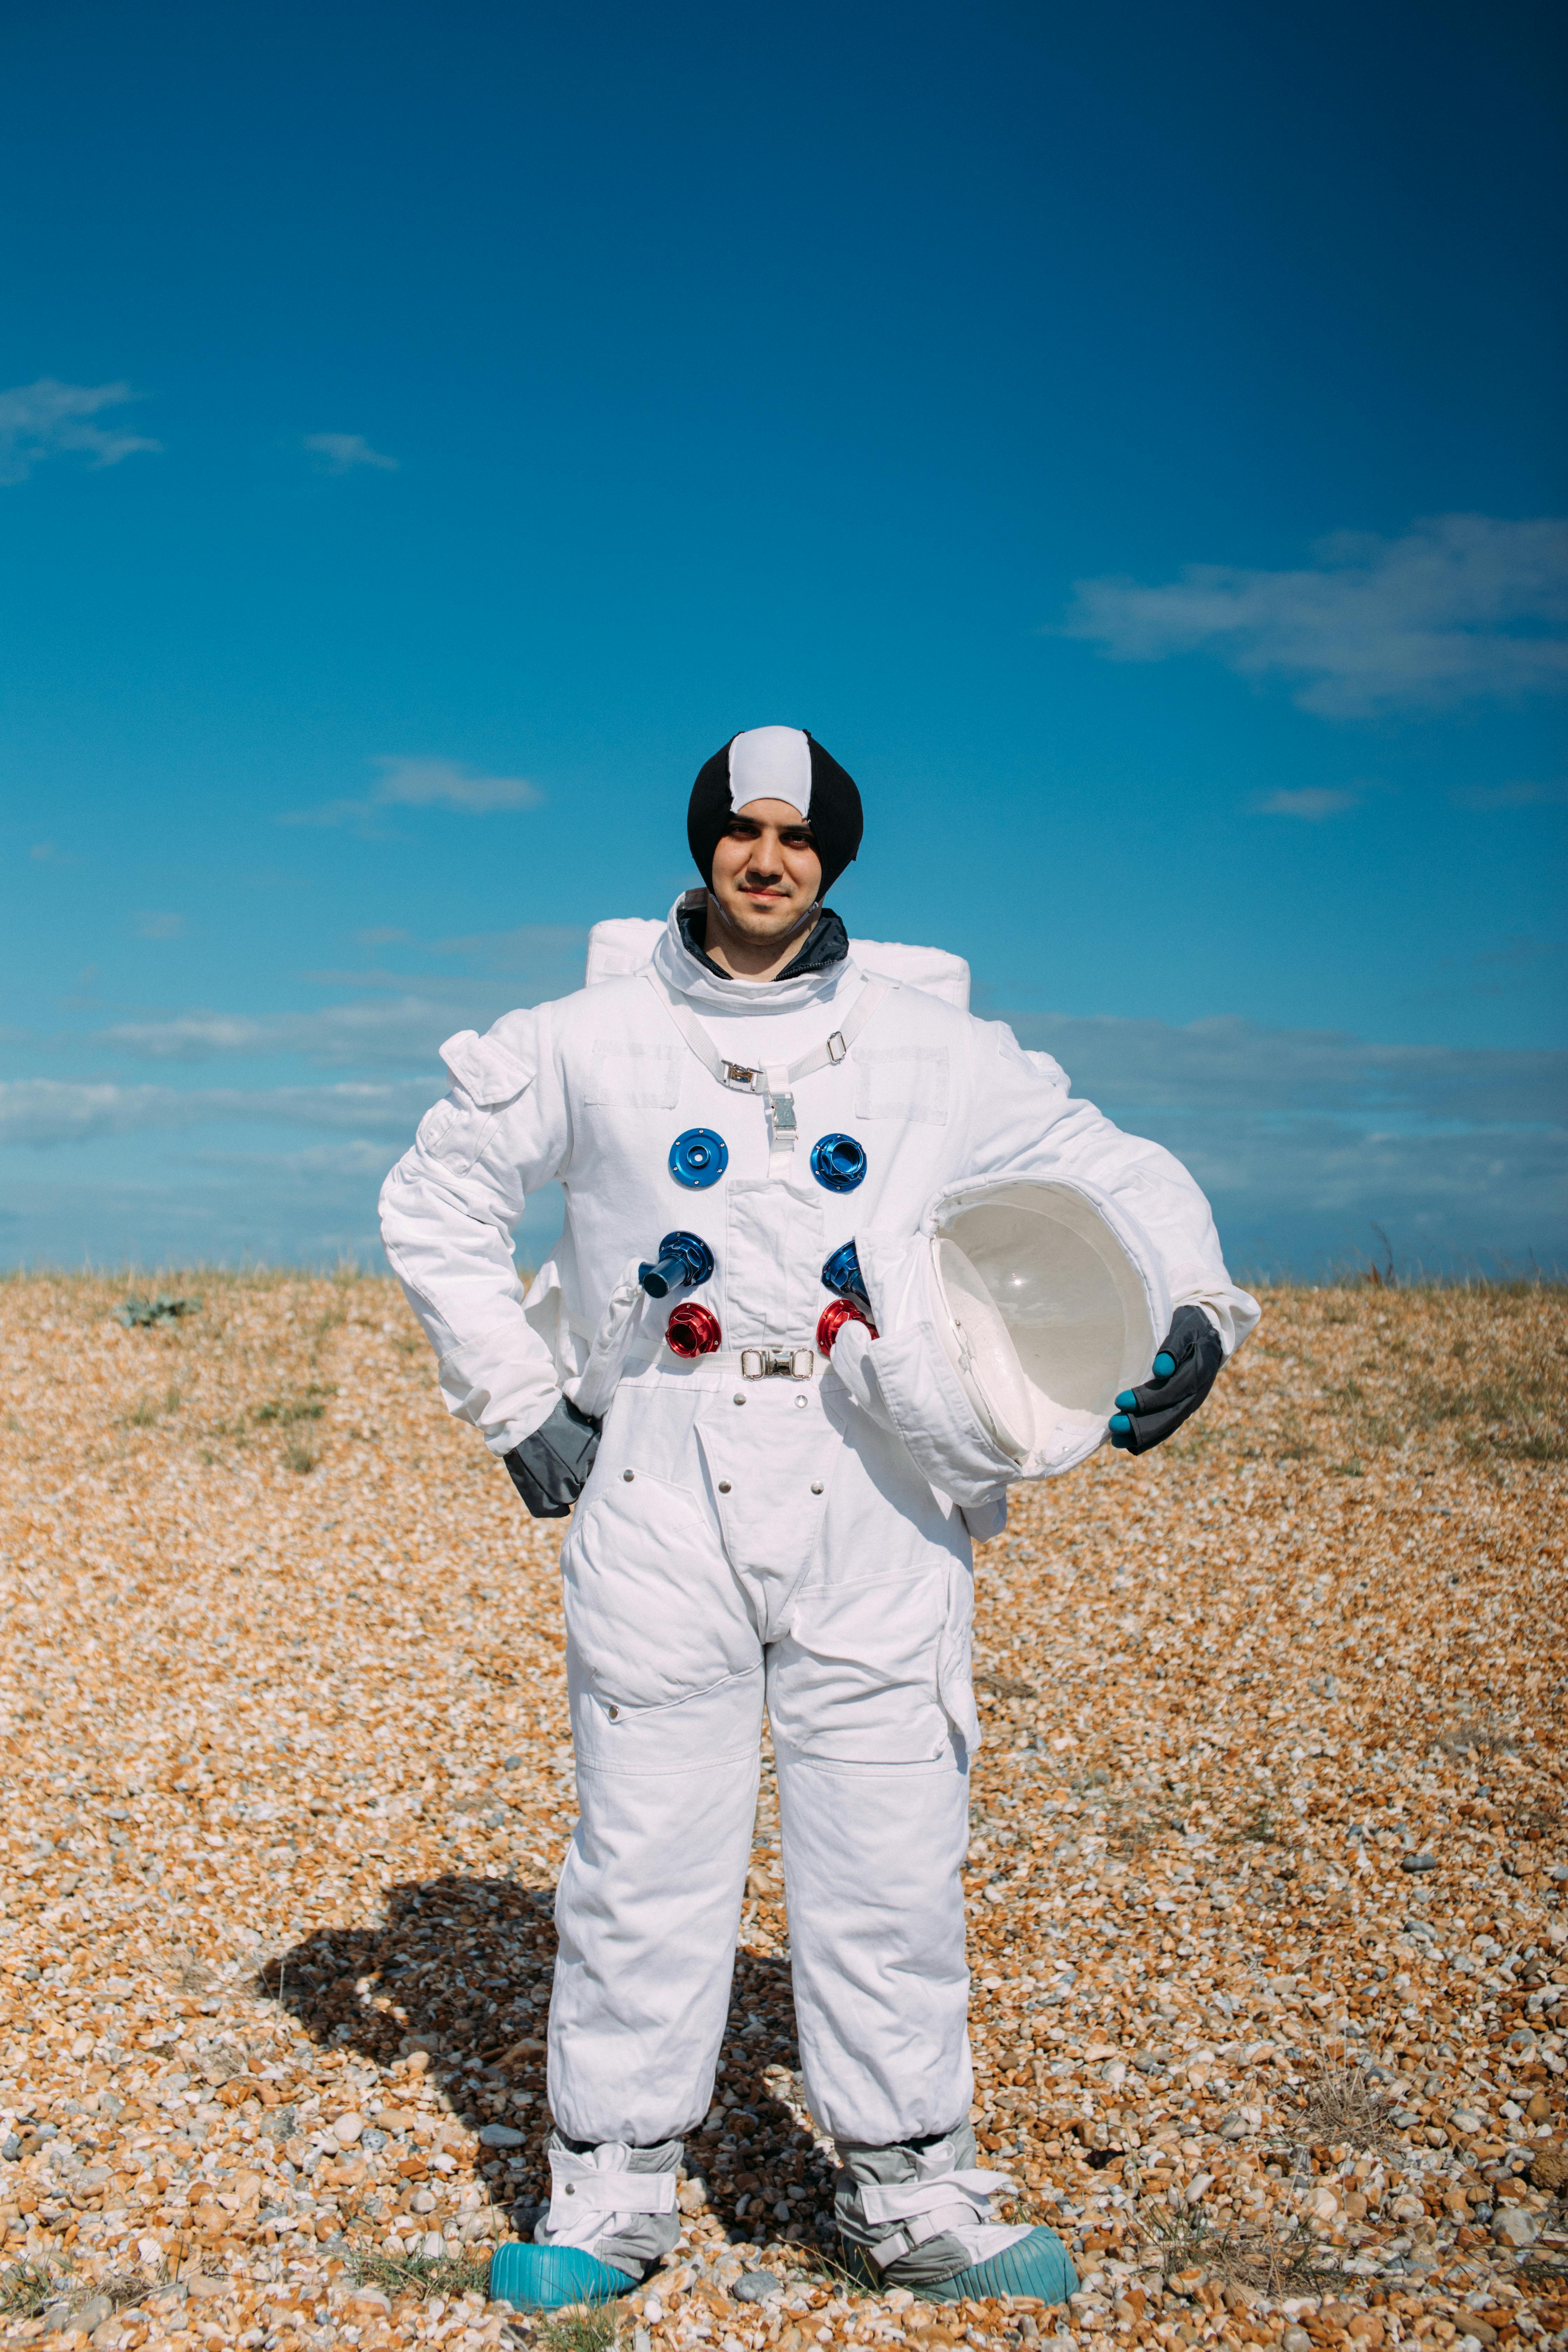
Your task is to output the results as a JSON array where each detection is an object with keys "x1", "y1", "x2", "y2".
[
  {"x1": 1449, "y1": 779, "x2": 1568, "y2": 811},
  {"x1": 0, "y1": 1078, "x2": 431, "y2": 1148},
  {"x1": 1251, "y1": 787, "x2": 1359, "y2": 820},
  {"x1": 1061, "y1": 513, "x2": 1568, "y2": 717},
  {"x1": 281, "y1": 755, "x2": 543, "y2": 829},
  {"x1": 1002, "y1": 1008, "x2": 1566, "y2": 1270},
  {"x1": 374, "y1": 757, "x2": 541, "y2": 813},
  {"x1": 192, "y1": 1139, "x2": 405, "y2": 1179},
  {"x1": 97, "y1": 995, "x2": 467, "y2": 1069},
  {"x1": 0, "y1": 378, "x2": 161, "y2": 486},
  {"x1": 303, "y1": 432, "x2": 399, "y2": 474},
  {"x1": 434, "y1": 923, "x2": 587, "y2": 976},
  {"x1": 134, "y1": 911, "x2": 185, "y2": 940},
  {"x1": 311, "y1": 924, "x2": 585, "y2": 984},
  {"x1": 1004, "y1": 1008, "x2": 1566, "y2": 1126},
  {"x1": 1144, "y1": 1109, "x2": 1566, "y2": 1275}
]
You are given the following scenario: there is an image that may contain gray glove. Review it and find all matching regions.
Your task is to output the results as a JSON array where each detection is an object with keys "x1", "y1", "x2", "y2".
[
  {"x1": 1108, "y1": 1305, "x2": 1224, "y2": 1455},
  {"x1": 502, "y1": 1397, "x2": 602, "y2": 1517}
]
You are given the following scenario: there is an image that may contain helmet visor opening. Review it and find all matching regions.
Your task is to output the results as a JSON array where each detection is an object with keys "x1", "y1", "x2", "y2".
[{"x1": 932, "y1": 1180, "x2": 1163, "y2": 1459}]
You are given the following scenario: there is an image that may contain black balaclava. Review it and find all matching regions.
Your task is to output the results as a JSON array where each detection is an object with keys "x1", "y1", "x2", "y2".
[{"x1": 687, "y1": 726, "x2": 864, "y2": 899}]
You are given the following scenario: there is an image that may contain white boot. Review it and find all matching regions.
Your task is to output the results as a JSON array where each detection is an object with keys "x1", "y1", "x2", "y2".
[
  {"x1": 834, "y1": 2122, "x2": 1076, "y2": 2303},
  {"x1": 533, "y1": 2134, "x2": 681, "y2": 2276},
  {"x1": 490, "y1": 2134, "x2": 682, "y2": 2312}
]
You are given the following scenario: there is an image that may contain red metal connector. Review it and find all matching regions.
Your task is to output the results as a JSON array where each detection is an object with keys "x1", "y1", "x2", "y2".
[
  {"x1": 665, "y1": 1300, "x2": 722, "y2": 1359},
  {"x1": 816, "y1": 1298, "x2": 877, "y2": 1356}
]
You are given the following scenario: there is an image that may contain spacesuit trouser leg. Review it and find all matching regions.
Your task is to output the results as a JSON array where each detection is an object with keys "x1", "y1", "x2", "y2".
[
  {"x1": 548, "y1": 1650, "x2": 764, "y2": 2148},
  {"x1": 771, "y1": 1728, "x2": 972, "y2": 2149}
]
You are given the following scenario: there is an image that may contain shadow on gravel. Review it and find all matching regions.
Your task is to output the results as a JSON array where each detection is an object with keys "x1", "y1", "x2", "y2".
[{"x1": 255, "y1": 1877, "x2": 812, "y2": 2237}]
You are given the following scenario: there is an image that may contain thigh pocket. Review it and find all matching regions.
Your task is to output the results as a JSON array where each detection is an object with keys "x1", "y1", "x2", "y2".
[
  {"x1": 562, "y1": 1471, "x2": 759, "y2": 1712},
  {"x1": 769, "y1": 1569, "x2": 951, "y2": 1765}
]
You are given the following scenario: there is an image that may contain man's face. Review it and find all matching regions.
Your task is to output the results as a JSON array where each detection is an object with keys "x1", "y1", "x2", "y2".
[{"x1": 707, "y1": 798, "x2": 823, "y2": 943}]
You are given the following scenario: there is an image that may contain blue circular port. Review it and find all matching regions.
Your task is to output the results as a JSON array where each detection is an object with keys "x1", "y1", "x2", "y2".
[
  {"x1": 811, "y1": 1133, "x2": 868, "y2": 1192},
  {"x1": 668, "y1": 1128, "x2": 729, "y2": 1189},
  {"x1": 638, "y1": 1231, "x2": 716, "y2": 1296}
]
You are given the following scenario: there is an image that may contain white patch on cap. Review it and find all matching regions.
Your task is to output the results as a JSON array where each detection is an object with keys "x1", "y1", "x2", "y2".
[{"x1": 727, "y1": 726, "x2": 812, "y2": 820}]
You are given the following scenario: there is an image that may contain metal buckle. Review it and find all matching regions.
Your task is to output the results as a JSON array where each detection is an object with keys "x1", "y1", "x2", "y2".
[
  {"x1": 724, "y1": 1061, "x2": 760, "y2": 1088},
  {"x1": 739, "y1": 1347, "x2": 815, "y2": 1380},
  {"x1": 826, "y1": 1031, "x2": 847, "y2": 1063}
]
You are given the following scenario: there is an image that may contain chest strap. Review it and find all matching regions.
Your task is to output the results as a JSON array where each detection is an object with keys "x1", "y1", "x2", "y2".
[{"x1": 644, "y1": 967, "x2": 892, "y2": 1170}]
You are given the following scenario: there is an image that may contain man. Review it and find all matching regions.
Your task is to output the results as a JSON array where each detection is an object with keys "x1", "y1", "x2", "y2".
[{"x1": 379, "y1": 726, "x2": 1258, "y2": 2309}]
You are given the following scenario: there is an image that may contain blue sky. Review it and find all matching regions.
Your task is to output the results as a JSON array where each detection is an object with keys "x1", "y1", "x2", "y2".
[{"x1": 3, "y1": 0, "x2": 1564, "y2": 1277}]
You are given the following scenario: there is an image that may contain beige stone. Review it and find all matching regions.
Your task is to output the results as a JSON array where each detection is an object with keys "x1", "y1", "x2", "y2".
[{"x1": 1, "y1": 1274, "x2": 1562, "y2": 2348}]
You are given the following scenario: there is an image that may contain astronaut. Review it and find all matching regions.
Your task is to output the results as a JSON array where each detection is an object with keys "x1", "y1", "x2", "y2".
[{"x1": 379, "y1": 726, "x2": 1259, "y2": 2310}]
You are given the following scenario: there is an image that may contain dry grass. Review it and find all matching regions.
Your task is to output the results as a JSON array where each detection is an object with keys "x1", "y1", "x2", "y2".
[
  {"x1": 0, "y1": 2252, "x2": 174, "y2": 2323},
  {"x1": 0, "y1": 2259, "x2": 57, "y2": 2319},
  {"x1": 533, "y1": 2305, "x2": 626, "y2": 2352},
  {"x1": 1290, "y1": 2055, "x2": 1399, "y2": 2158},
  {"x1": 1133, "y1": 2204, "x2": 1337, "y2": 2298},
  {"x1": 349, "y1": 2239, "x2": 493, "y2": 2303}
]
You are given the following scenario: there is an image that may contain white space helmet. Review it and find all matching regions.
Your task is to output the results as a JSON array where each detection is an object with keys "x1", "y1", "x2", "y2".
[
  {"x1": 835, "y1": 1175, "x2": 1169, "y2": 1501},
  {"x1": 928, "y1": 1175, "x2": 1169, "y2": 1470}
]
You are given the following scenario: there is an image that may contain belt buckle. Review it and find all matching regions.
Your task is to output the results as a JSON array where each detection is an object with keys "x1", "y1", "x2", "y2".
[
  {"x1": 724, "y1": 1061, "x2": 760, "y2": 1088},
  {"x1": 739, "y1": 1347, "x2": 816, "y2": 1380}
]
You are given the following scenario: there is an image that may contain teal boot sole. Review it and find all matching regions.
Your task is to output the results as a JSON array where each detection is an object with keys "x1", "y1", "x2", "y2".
[
  {"x1": 842, "y1": 2225, "x2": 1078, "y2": 2305},
  {"x1": 918, "y1": 2227, "x2": 1078, "y2": 2304},
  {"x1": 488, "y1": 2242, "x2": 640, "y2": 2311}
]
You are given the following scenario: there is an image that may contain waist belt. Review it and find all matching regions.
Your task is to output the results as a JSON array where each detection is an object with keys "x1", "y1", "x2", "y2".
[
  {"x1": 613, "y1": 1342, "x2": 819, "y2": 1381},
  {"x1": 735, "y1": 1345, "x2": 815, "y2": 1380}
]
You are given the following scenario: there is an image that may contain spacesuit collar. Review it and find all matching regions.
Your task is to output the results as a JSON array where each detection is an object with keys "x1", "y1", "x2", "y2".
[
  {"x1": 674, "y1": 895, "x2": 849, "y2": 985},
  {"x1": 654, "y1": 891, "x2": 858, "y2": 1014}
]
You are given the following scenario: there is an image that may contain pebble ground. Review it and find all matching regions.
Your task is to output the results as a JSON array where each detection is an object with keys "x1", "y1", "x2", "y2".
[{"x1": 0, "y1": 1273, "x2": 1563, "y2": 2352}]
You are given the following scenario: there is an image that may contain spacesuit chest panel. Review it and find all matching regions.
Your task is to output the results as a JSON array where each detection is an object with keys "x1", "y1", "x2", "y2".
[{"x1": 721, "y1": 1179, "x2": 826, "y2": 1347}]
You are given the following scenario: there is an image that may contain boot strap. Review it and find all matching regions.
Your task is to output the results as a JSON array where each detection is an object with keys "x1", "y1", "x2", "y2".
[
  {"x1": 859, "y1": 2166, "x2": 1013, "y2": 2228},
  {"x1": 547, "y1": 2168, "x2": 677, "y2": 2227}
]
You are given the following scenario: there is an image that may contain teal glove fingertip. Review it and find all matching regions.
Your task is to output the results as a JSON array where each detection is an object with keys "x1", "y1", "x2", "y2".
[
  {"x1": 1115, "y1": 1390, "x2": 1138, "y2": 1411},
  {"x1": 1152, "y1": 1351, "x2": 1177, "y2": 1379},
  {"x1": 1110, "y1": 1412, "x2": 1132, "y2": 1433}
]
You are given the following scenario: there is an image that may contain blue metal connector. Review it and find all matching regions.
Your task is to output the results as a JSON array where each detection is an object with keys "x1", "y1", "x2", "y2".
[
  {"x1": 811, "y1": 1132, "x2": 868, "y2": 1192},
  {"x1": 638, "y1": 1231, "x2": 715, "y2": 1298},
  {"x1": 821, "y1": 1240, "x2": 872, "y2": 1318},
  {"x1": 668, "y1": 1127, "x2": 728, "y2": 1189}
]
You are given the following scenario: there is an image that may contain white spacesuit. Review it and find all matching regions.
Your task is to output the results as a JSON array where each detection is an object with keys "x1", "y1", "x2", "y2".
[{"x1": 380, "y1": 732, "x2": 1258, "y2": 2310}]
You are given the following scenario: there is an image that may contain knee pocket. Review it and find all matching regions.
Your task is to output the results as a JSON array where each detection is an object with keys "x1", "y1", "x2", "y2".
[{"x1": 769, "y1": 1566, "x2": 972, "y2": 1766}]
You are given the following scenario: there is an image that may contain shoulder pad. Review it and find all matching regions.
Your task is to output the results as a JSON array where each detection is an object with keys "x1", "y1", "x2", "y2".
[
  {"x1": 980, "y1": 1020, "x2": 1068, "y2": 1088},
  {"x1": 849, "y1": 938, "x2": 969, "y2": 1010},
  {"x1": 438, "y1": 1027, "x2": 536, "y2": 1107},
  {"x1": 584, "y1": 917, "x2": 664, "y2": 985}
]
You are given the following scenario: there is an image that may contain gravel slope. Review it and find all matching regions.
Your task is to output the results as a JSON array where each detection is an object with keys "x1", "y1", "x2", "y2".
[{"x1": 0, "y1": 1274, "x2": 1563, "y2": 2352}]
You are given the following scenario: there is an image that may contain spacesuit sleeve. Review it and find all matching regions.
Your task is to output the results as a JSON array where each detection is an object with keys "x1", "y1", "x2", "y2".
[
  {"x1": 968, "y1": 1022, "x2": 1260, "y2": 1357},
  {"x1": 378, "y1": 1006, "x2": 571, "y2": 1454}
]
